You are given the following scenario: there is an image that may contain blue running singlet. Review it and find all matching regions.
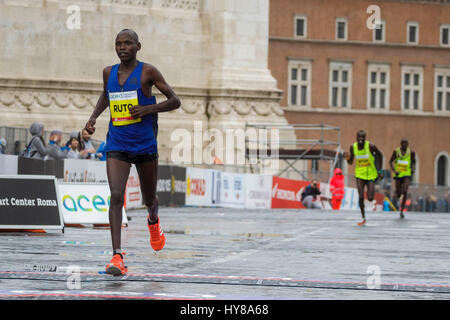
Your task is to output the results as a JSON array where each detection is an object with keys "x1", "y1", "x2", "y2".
[{"x1": 105, "y1": 61, "x2": 158, "y2": 155}]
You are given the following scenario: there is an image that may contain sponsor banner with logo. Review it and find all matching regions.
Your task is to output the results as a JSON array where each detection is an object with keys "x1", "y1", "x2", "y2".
[
  {"x1": 157, "y1": 165, "x2": 172, "y2": 206},
  {"x1": 171, "y1": 166, "x2": 186, "y2": 206},
  {"x1": 18, "y1": 158, "x2": 64, "y2": 178},
  {"x1": 0, "y1": 154, "x2": 18, "y2": 175},
  {"x1": 244, "y1": 174, "x2": 272, "y2": 209},
  {"x1": 218, "y1": 172, "x2": 245, "y2": 208},
  {"x1": 58, "y1": 183, "x2": 127, "y2": 225},
  {"x1": 0, "y1": 175, "x2": 63, "y2": 230},
  {"x1": 341, "y1": 187, "x2": 359, "y2": 210},
  {"x1": 63, "y1": 159, "x2": 107, "y2": 183},
  {"x1": 271, "y1": 176, "x2": 310, "y2": 209},
  {"x1": 125, "y1": 165, "x2": 143, "y2": 210},
  {"x1": 185, "y1": 167, "x2": 214, "y2": 207}
]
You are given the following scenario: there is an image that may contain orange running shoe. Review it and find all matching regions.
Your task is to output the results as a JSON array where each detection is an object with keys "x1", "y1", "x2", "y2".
[
  {"x1": 105, "y1": 253, "x2": 127, "y2": 276},
  {"x1": 148, "y1": 217, "x2": 166, "y2": 251},
  {"x1": 357, "y1": 219, "x2": 366, "y2": 226}
]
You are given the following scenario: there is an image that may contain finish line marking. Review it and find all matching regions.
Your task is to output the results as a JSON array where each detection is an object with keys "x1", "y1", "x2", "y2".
[{"x1": 1, "y1": 270, "x2": 450, "y2": 294}]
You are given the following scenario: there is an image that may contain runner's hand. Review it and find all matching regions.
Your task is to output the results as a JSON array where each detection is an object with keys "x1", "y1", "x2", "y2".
[
  {"x1": 129, "y1": 105, "x2": 148, "y2": 118},
  {"x1": 343, "y1": 152, "x2": 350, "y2": 160},
  {"x1": 85, "y1": 118, "x2": 96, "y2": 135}
]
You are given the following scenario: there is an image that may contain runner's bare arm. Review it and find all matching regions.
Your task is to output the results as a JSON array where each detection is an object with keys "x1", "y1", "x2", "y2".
[
  {"x1": 389, "y1": 151, "x2": 398, "y2": 175},
  {"x1": 129, "y1": 65, "x2": 180, "y2": 118},
  {"x1": 84, "y1": 67, "x2": 112, "y2": 134},
  {"x1": 344, "y1": 146, "x2": 354, "y2": 165},
  {"x1": 370, "y1": 143, "x2": 383, "y2": 173}
]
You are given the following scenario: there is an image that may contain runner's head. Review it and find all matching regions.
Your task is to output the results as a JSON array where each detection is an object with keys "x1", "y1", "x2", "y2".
[
  {"x1": 115, "y1": 29, "x2": 141, "y2": 62},
  {"x1": 400, "y1": 138, "x2": 408, "y2": 150},
  {"x1": 356, "y1": 130, "x2": 366, "y2": 145}
]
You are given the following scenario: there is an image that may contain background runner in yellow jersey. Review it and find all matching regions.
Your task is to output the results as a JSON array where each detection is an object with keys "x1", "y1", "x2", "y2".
[
  {"x1": 344, "y1": 130, "x2": 383, "y2": 226},
  {"x1": 389, "y1": 138, "x2": 416, "y2": 219}
]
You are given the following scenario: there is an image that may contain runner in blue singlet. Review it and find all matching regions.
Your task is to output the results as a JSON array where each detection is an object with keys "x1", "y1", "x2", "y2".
[{"x1": 84, "y1": 29, "x2": 180, "y2": 275}]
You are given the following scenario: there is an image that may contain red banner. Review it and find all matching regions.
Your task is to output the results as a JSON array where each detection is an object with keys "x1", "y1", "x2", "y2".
[{"x1": 271, "y1": 176, "x2": 311, "y2": 209}]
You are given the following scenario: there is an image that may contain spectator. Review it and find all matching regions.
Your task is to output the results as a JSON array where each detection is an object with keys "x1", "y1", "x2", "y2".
[
  {"x1": 27, "y1": 122, "x2": 48, "y2": 159},
  {"x1": 67, "y1": 137, "x2": 82, "y2": 159},
  {"x1": 96, "y1": 140, "x2": 107, "y2": 161},
  {"x1": 80, "y1": 128, "x2": 97, "y2": 159},
  {"x1": 301, "y1": 179, "x2": 323, "y2": 209},
  {"x1": 46, "y1": 130, "x2": 69, "y2": 160},
  {"x1": 0, "y1": 138, "x2": 6, "y2": 154},
  {"x1": 437, "y1": 196, "x2": 446, "y2": 213},
  {"x1": 329, "y1": 168, "x2": 345, "y2": 210},
  {"x1": 66, "y1": 131, "x2": 80, "y2": 148}
]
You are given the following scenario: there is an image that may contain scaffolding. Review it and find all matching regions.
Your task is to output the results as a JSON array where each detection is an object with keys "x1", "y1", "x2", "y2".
[{"x1": 245, "y1": 123, "x2": 341, "y2": 180}]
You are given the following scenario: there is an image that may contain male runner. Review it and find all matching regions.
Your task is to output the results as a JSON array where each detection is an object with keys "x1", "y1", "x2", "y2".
[
  {"x1": 343, "y1": 130, "x2": 383, "y2": 226},
  {"x1": 84, "y1": 29, "x2": 180, "y2": 275},
  {"x1": 389, "y1": 138, "x2": 415, "y2": 219}
]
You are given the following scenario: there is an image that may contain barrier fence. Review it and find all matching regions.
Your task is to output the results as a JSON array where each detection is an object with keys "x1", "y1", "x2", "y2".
[{"x1": 0, "y1": 153, "x2": 449, "y2": 230}]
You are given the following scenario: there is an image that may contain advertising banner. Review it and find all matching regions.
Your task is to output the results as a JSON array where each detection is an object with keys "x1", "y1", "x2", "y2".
[
  {"x1": 271, "y1": 176, "x2": 310, "y2": 209},
  {"x1": 0, "y1": 155, "x2": 18, "y2": 175},
  {"x1": 58, "y1": 183, "x2": 127, "y2": 225},
  {"x1": 341, "y1": 187, "x2": 359, "y2": 210},
  {"x1": 18, "y1": 158, "x2": 64, "y2": 178},
  {"x1": 63, "y1": 159, "x2": 107, "y2": 183},
  {"x1": 185, "y1": 167, "x2": 214, "y2": 207},
  {"x1": 156, "y1": 165, "x2": 172, "y2": 206},
  {"x1": 244, "y1": 174, "x2": 272, "y2": 209},
  {"x1": 0, "y1": 175, "x2": 63, "y2": 230},
  {"x1": 219, "y1": 172, "x2": 245, "y2": 208},
  {"x1": 171, "y1": 165, "x2": 186, "y2": 206},
  {"x1": 124, "y1": 165, "x2": 143, "y2": 210}
]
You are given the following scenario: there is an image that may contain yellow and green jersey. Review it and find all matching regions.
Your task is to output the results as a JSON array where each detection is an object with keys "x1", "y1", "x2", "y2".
[
  {"x1": 353, "y1": 141, "x2": 378, "y2": 181},
  {"x1": 394, "y1": 147, "x2": 412, "y2": 178}
]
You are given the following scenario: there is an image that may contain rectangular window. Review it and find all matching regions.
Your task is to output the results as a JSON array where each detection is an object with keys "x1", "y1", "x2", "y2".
[
  {"x1": 407, "y1": 22, "x2": 419, "y2": 44},
  {"x1": 295, "y1": 15, "x2": 307, "y2": 38},
  {"x1": 336, "y1": 18, "x2": 347, "y2": 40},
  {"x1": 291, "y1": 85, "x2": 297, "y2": 105},
  {"x1": 288, "y1": 59, "x2": 312, "y2": 108},
  {"x1": 441, "y1": 25, "x2": 450, "y2": 46},
  {"x1": 329, "y1": 61, "x2": 352, "y2": 108},
  {"x1": 435, "y1": 68, "x2": 450, "y2": 112},
  {"x1": 367, "y1": 63, "x2": 390, "y2": 110},
  {"x1": 373, "y1": 20, "x2": 385, "y2": 42},
  {"x1": 402, "y1": 65, "x2": 423, "y2": 111}
]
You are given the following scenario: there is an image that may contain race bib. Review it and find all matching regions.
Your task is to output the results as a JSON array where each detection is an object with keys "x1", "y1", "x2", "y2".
[
  {"x1": 355, "y1": 154, "x2": 370, "y2": 167},
  {"x1": 109, "y1": 91, "x2": 141, "y2": 126},
  {"x1": 397, "y1": 159, "x2": 409, "y2": 172}
]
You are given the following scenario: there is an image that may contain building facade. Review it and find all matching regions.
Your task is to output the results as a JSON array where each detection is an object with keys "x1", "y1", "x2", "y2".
[
  {"x1": 0, "y1": 0, "x2": 288, "y2": 169},
  {"x1": 269, "y1": 0, "x2": 450, "y2": 186}
]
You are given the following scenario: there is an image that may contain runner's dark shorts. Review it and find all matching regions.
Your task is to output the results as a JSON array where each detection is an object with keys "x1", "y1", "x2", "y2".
[{"x1": 107, "y1": 151, "x2": 158, "y2": 165}]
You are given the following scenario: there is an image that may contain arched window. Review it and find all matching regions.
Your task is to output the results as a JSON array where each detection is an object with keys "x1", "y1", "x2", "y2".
[{"x1": 435, "y1": 152, "x2": 449, "y2": 186}]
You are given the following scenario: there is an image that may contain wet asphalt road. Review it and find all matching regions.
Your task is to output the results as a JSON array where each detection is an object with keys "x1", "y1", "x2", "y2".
[{"x1": 0, "y1": 207, "x2": 449, "y2": 300}]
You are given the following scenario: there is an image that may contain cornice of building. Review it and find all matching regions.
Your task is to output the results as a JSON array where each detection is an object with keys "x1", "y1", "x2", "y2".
[
  {"x1": 270, "y1": 37, "x2": 450, "y2": 51},
  {"x1": 283, "y1": 106, "x2": 450, "y2": 118},
  {"x1": 381, "y1": 0, "x2": 450, "y2": 5}
]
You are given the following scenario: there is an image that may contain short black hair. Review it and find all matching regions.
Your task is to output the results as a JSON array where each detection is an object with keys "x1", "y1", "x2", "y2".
[
  {"x1": 117, "y1": 29, "x2": 139, "y2": 43},
  {"x1": 357, "y1": 130, "x2": 366, "y2": 136}
]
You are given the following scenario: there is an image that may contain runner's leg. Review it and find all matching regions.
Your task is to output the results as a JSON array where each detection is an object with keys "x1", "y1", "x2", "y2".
[
  {"x1": 106, "y1": 158, "x2": 131, "y2": 252},
  {"x1": 135, "y1": 156, "x2": 158, "y2": 223},
  {"x1": 356, "y1": 178, "x2": 366, "y2": 219}
]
